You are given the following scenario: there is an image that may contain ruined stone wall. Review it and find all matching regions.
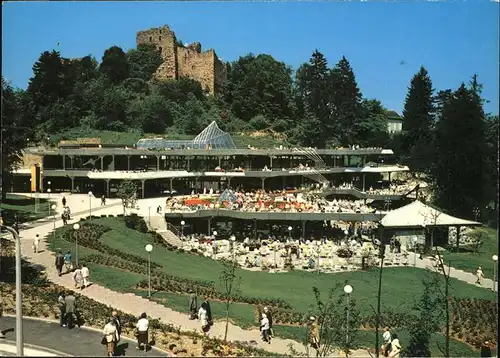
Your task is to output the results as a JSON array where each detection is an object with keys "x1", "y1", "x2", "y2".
[
  {"x1": 136, "y1": 25, "x2": 177, "y2": 81},
  {"x1": 136, "y1": 25, "x2": 227, "y2": 95}
]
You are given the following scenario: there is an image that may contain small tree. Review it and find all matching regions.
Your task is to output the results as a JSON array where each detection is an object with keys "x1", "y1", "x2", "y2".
[
  {"x1": 117, "y1": 180, "x2": 138, "y2": 215},
  {"x1": 309, "y1": 284, "x2": 361, "y2": 357},
  {"x1": 219, "y1": 258, "x2": 241, "y2": 341},
  {"x1": 404, "y1": 275, "x2": 443, "y2": 357}
]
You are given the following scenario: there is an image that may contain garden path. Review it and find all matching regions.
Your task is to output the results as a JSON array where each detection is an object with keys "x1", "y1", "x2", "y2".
[
  {"x1": 0, "y1": 316, "x2": 167, "y2": 356},
  {"x1": 8, "y1": 192, "x2": 496, "y2": 356}
]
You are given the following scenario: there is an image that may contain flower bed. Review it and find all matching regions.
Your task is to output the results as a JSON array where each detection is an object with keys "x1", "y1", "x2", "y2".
[
  {"x1": 58, "y1": 222, "x2": 162, "y2": 269},
  {"x1": 450, "y1": 298, "x2": 498, "y2": 348},
  {"x1": 139, "y1": 278, "x2": 292, "y2": 309}
]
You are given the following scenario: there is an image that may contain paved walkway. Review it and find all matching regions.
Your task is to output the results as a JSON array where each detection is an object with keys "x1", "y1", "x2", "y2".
[
  {"x1": 0, "y1": 316, "x2": 167, "y2": 357},
  {"x1": 6, "y1": 192, "x2": 496, "y2": 356}
]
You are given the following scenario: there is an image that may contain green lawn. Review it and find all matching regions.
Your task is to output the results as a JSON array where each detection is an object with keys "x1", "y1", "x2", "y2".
[
  {"x1": 0, "y1": 194, "x2": 52, "y2": 226},
  {"x1": 47, "y1": 217, "x2": 495, "y2": 353},
  {"x1": 442, "y1": 227, "x2": 498, "y2": 279}
]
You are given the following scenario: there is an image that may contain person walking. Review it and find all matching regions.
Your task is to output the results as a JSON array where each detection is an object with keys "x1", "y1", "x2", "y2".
[
  {"x1": 101, "y1": 195, "x2": 106, "y2": 206},
  {"x1": 112, "y1": 311, "x2": 121, "y2": 343},
  {"x1": 64, "y1": 291, "x2": 76, "y2": 329},
  {"x1": 260, "y1": 313, "x2": 271, "y2": 343},
  {"x1": 189, "y1": 291, "x2": 198, "y2": 320},
  {"x1": 381, "y1": 326, "x2": 392, "y2": 357},
  {"x1": 73, "y1": 266, "x2": 84, "y2": 290},
  {"x1": 64, "y1": 251, "x2": 73, "y2": 273},
  {"x1": 55, "y1": 251, "x2": 64, "y2": 276},
  {"x1": 136, "y1": 313, "x2": 149, "y2": 352},
  {"x1": 62, "y1": 196, "x2": 67, "y2": 207},
  {"x1": 33, "y1": 234, "x2": 40, "y2": 254},
  {"x1": 102, "y1": 317, "x2": 118, "y2": 357},
  {"x1": 81, "y1": 265, "x2": 90, "y2": 288},
  {"x1": 388, "y1": 334, "x2": 402, "y2": 358},
  {"x1": 201, "y1": 297, "x2": 213, "y2": 326},
  {"x1": 263, "y1": 307, "x2": 274, "y2": 338},
  {"x1": 476, "y1": 266, "x2": 484, "y2": 285},
  {"x1": 58, "y1": 291, "x2": 66, "y2": 327},
  {"x1": 198, "y1": 305, "x2": 210, "y2": 335}
]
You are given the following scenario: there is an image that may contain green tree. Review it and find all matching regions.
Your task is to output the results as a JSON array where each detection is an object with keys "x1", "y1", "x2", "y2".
[
  {"x1": 219, "y1": 258, "x2": 241, "y2": 341},
  {"x1": 295, "y1": 50, "x2": 331, "y2": 148},
  {"x1": 99, "y1": 46, "x2": 130, "y2": 85},
  {"x1": 225, "y1": 53, "x2": 294, "y2": 124},
  {"x1": 401, "y1": 67, "x2": 435, "y2": 173},
  {"x1": 483, "y1": 114, "x2": 499, "y2": 219},
  {"x1": 156, "y1": 77, "x2": 205, "y2": 104},
  {"x1": 130, "y1": 93, "x2": 173, "y2": 133},
  {"x1": 329, "y1": 56, "x2": 362, "y2": 146},
  {"x1": 117, "y1": 180, "x2": 138, "y2": 215},
  {"x1": 27, "y1": 50, "x2": 72, "y2": 109},
  {"x1": 355, "y1": 99, "x2": 390, "y2": 147},
  {"x1": 432, "y1": 81, "x2": 485, "y2": 219},
  {"x1": 127, "y1": 44, "x2": 163, "y2": 81},
  {"x1": 404, "y1": 275, "x2": 443, "y2": 357},
  {"x1": 1, "y1": 79, "x2": 27, "y2": 200}
]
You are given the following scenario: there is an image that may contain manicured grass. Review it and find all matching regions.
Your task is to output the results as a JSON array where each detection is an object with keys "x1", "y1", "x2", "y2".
[
  {"x1": 48, "y1": 217, "x2": 494, "y2": 352},
  {"x1": 0, "y1": 194, "x2": 51, "y2": 226},
  {"x1": 442, "y1": 227, "x2": 498, "y2": 279}
]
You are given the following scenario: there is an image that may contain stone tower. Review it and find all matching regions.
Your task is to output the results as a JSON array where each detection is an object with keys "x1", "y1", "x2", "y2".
[{"x1": 136, "y1": 25, "x2": 227, "y2": 95}]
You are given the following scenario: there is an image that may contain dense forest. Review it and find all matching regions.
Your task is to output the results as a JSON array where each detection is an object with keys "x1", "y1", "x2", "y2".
[{"x1": 1, "y1": 42, "x2": 498, "y2": 222}]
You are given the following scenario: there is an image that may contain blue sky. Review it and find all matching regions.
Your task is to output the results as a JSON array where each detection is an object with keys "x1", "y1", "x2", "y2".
[{"x1": 2, "y1": 1, "x2": 499, "y2": 115}]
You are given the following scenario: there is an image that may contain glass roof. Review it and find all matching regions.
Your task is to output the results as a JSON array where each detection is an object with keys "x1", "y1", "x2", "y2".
[{"x1": 136, "y1": 122, "x2": 236, "y2": 150}]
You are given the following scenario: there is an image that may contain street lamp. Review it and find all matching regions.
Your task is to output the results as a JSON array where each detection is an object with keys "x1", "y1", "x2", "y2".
[
  {"x1": 412, "y1": 237, "x2": 418, "y2": 267},
  {"x1": 47, "y1": 188, "x2": 52, "y2": 215},
  {"x1": 145, "y1": 244, "x2": 153, "y2": 298},
  {"x1": 0, "y1": 225, "x2": 24, "y2": 355},
  {"x1": 181, "y1": 220, "x2": 185, "y2": 239},
  {"x1": 73, "y1": 223, "x2": 80, "y2": 266},
  {"x1": 230, "y1": 235, "x2": 236, "y2": 261},
  {"x1": 344, "y1": 284, "x2": 353, "y2": 350},
  {"x1": 88, "y1": 191, "x2": 93, "y2": 220},
  {"x1": 51, "y1": 204, "x2": 57, "y2": 238},
  {"x1": 288, "y1": 226, "x2": 292, "y2": 240},
  {"x1": 493, "y1": 255, "x2": 498, "y2": 292}
]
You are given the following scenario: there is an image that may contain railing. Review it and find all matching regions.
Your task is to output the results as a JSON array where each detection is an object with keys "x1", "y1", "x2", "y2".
[{"x1": 165, "y1": 221, "x2": 182, "y2": 237}]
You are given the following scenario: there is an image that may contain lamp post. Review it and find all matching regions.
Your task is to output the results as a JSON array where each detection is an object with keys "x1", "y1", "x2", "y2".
[
  {"x1": 51, "y1": 204, "x2": 57, "y2": 238},
  {"x1": 230, "y1": 235, "x2": 236, "y2": 262},
  {"x1": 148, "y1": 206, "x2": 151, "y2": 226},
  {"x1": 47, "y1": 188, "x2": 52, "y2": 215},
  {"x1": 288, "y1": 226, "x2": 292, "y2": 241},
  {"x1": 493, "y1": 255, "x2": 498, "y2": 292},
  {"x1": 412, "y1": 237, "x2": 418, "y2": 267},
  {"x1": 72, "y1": 223, "x2": 81, "y2": 266},
  {"x1": 344, "y1": 284, "x2": 353, "y2": 351},
  {"x1": 145, "y1": 244, "x2": 153, "y2": 298},
  {"x1": 181, "y1": 220, "x2": 185, "y2": 239},
  {"x1": 88, "y1": 191, "x2": 93, "y2": 220},
  {"x1": 1, "y1": 225, "x2": 24, "y2": 355}
]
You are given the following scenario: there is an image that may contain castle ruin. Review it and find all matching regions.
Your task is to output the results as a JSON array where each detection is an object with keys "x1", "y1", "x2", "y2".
[{"x1": 136, "y1": 25, "x2": 227, "y2": 95}]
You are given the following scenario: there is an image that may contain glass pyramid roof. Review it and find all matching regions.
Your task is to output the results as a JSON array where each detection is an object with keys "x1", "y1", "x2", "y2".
[{"x1": 136, "y1": 122, "x2": 236, "y2": 150}]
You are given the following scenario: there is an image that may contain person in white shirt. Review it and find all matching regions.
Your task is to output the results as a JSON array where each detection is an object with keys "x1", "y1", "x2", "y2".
[
  {"x1": 136, "y1": 312, "x2": 149, "y2": 352},
  {"x1": 388, "y1": 334, "x2": 402, "y2": 358},
  {"x1": 33, "y1": 234, "x2": 40, "y2": 253},
  {"x1": 198, "y1": 305, "x2": 209, "y2": 335},
  {"x1": 382, "y1": 326, "x2": 392, "y2": 357},
  {"x1": 102, "y1": 317, "x2": 117, "y2": 357},
  {"x1": 81, "y1": 265, "x2": 90, "y2": 288},
  {"x1": 260, "y1": 313, "x2": 270, "y2": 343},
  {"x1": 73, "y1": 267, "x2": 83, "y2": 290},
  {"x1": 476, "y1": 266, "x2": 484, "y2": 285}
]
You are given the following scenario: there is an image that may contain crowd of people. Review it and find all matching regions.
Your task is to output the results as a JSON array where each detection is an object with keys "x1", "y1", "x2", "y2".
[{"x1": 164, "y1": 190, "x2": 374, "y2": 214}]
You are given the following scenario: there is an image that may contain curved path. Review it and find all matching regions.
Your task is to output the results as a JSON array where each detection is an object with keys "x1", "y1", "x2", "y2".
[
  {"x1": 0, "y1": 316, "x2": 167, "y2": 357},
  {"x1": 7, "y1": 193, "x2": 495, "y2": 356}
]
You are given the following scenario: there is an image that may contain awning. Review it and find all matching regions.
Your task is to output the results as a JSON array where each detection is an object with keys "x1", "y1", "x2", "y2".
[{"x1": 381, "y1": 200, "x2": 481, "y2": 228}]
